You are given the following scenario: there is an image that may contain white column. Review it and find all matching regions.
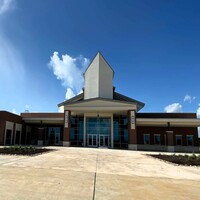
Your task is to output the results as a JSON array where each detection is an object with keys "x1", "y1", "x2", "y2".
[
  {"x1": 111, "y1": 114, "x2": 113, "y2": 148},
  {"x1": 83, "y1": 114, "x2": 86, "y2": 147}
]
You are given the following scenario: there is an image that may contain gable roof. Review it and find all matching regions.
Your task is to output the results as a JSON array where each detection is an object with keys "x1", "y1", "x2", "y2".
[
  {"x1": 58, "y1": 93, "x2": 84, "y2": 107},
  {"x1": 113, "y1": 92, "x2": 145, "y2": 111},
  {"x1": 58, "y1": 91, "x2": 145, "y2": 111}
]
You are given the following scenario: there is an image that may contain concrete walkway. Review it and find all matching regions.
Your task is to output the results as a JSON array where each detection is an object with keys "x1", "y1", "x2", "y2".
[{"x1": 0, "y1": 147, "x2": 199, "y2": 199}]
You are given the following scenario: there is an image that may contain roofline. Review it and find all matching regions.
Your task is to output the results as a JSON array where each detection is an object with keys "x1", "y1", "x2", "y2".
[
  {"x1": 60, "y1": 97, "x2": 139, "y2": 107},
  {"x1": 58, "y1": 93, "x2": 83, "y2": 107},
  {"x1": 114, "y1": 92, "x2": 145, "y2": 108},
  {"x1": 0, "y1": 110, "x2": 20, "y2": 117}
]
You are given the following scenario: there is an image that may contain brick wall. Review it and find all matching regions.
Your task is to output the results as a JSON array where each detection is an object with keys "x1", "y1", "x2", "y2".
[{"x1": 137, "y1": 126, "x2": 198, "y2": 146}]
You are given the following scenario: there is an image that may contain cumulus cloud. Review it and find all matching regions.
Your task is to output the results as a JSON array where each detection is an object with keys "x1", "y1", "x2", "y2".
[
  {"x1": 49, "y1": 51, "x2": 89, "y2": 100},
  {"x1": 0, "y1": 0, "x2": 15, "y2": 15},
  {"x1": 197, "y1": 104, "x2": 200, "y2": 118},
  {"x1": 184, "y1": 94, "x2": 196, "y2": 103},
  {"x1": 65, "y1": 88, "x2": 75, "y2": 99},
  {"x1": 58, "y1": 106, "x2": 64, "y2": 113},
  {"x1": 164, "y1": 103, "x2": 182, "y2": 113}
]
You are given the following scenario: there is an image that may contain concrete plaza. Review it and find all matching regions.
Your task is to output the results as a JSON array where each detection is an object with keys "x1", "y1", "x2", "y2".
[{"x1": 0, "y1": 147, "x2": 199, "y2": 200}]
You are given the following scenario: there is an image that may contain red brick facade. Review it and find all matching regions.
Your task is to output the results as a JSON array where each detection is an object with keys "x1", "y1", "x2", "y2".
[
  {"x1": 0, "y1": 111, "x2": 199, "y2": 152},
  {"x1": 136, "y1": 126, "x2": 198, "y2": 146},
  {"x1": 0, "y1": 111, "x2": 22, "y2": 145}
]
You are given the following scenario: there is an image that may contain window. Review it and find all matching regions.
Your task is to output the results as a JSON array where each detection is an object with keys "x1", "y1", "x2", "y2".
[
  {"x1": 154, "y1": 134, "x2": 161, "y2": 145},
  {"x1": 187, "y1": 135, "x2": 193, "y2": 146},
  {"x1": 143, "y1": 134, "x2": 150, "y2": 145},
  {"x1": 5, "y1": 129, "x2": 12, "y2": 145},
  {"x1": 113, "y1": 115, "x2": 128, "y2": 149},
  {"x1": 176, "y1": 135, "x2": 182, "y2": 146},
  {"x1": 70, "y1": 116, "x2": 84, "y2": 146},
  {"x1": 15, "y1": 131, "x2": 21, "y2": 145}
]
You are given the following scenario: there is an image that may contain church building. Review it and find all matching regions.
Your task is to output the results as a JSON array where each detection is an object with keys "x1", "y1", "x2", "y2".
[{"x1": 0, "y1": 52, "x2": 199, "y2": 152}]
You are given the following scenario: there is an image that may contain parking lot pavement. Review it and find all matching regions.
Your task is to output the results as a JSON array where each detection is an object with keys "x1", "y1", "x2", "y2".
[{"x1": 0, "y1": 147, "x2": 199, "y2": 200}]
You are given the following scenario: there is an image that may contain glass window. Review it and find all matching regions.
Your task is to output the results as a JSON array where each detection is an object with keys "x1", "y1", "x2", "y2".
[
  {"x1": 86, "y1": 117, "x2": 111, "y2": 147},
  {"x1": 187, "y1": 135, "x2": 193, "y2": 146},
  {"x1": 15, "y1": 131, "x2": 21, "y2": 145},
  {"x1": 176, "y1": 135, "x2": 182, "y2": 146},
  {"x1": 5, "y1": 129, "x2": 12, "y2": 145},
  {"x1": 144, "y1": 134, "x2": 150, "y2": 145},
  {"x1": 48, "y1": 127, "x2": 61, "y2": 145},
  {"x1": 113, "y1": 115, "x2": 128, "y2": 149},
  {"x1": 70, "y1": 116, "x2": 84, "y2": 146},
  {"x1": 154, "y1": 134, "x2": 161, "y2": 145}
]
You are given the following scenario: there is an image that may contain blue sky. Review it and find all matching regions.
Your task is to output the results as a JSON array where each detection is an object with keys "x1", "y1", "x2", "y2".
[{"x1": 0, "y1": 0, "x2": 200, "y2": 117}]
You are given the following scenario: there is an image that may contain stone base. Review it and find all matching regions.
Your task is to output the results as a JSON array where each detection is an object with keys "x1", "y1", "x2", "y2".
[
  {"x1": 174, "y1": 146, "x2": 199, "y2": 153},
  {"x1": 167, "y1": 146, "x2": 175, "y2": 152},
  {"x1": 63, "y1": 141, "x2": 70, "y2": 147},
  {"x1": 128, "y1": 144, "x2": 137, "y2": 150},
  {"x1": 37, "y1": 140, "x2": 43, "y2": 146},
  {"x1": 137, "y1": 144, "x2": 167, "y2": 151}
]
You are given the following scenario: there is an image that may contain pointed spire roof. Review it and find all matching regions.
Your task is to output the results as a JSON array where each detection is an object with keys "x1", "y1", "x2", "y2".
[{"x1": 83, "y1": 51, "x2": 114, "y2": 78}]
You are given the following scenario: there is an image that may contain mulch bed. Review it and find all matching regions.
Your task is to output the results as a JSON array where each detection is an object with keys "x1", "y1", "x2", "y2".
[
  {"x1": 149, "y1": 154, "x2": 200, "y2": 166},
  {"x1": 0, "y1": 148, "x2": 55, "y2": 156}
]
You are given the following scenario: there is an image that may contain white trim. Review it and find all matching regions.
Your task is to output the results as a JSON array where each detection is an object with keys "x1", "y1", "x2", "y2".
[
  {"x1": 137, "y1": 118, "x2": 200, "y2": 127},
  {"x1": 22, "y1": 118, "x2": 64, "y2": 121},
  {"x1": 64, "y1": 99, "x2": 137, "y2": 111}
]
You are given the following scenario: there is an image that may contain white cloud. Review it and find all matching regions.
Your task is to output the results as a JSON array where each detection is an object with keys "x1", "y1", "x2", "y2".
[
  {"x1": 164, "y1": 103, "x2": 182, "y2": 113},
  {"x1": 0, "y1": 0, "x2": 15, "y2": 15},
  {"x1": 49, "y1": 51, "x2": 89, "y2": 100},
  {"x1": 184, "y1": 94, "x2": 196, "y2": 103},
  {"x1": 0, "y1": 35, "x2": 25, "y2": 84},
  {"x1": 24, "y1": 104, "x2": 30, "y2": 112},
  {"x1": 11, "y1": 108, "x2": 17, "y2": 114},
  {"x1": 65, "y1": 88, "x2": 75, "y2": 100},
  {"x1": 197, "y1": 104, "x2": 200, "y2": 118},
  {"x1": 77, "y1": 90, "x2": 83, "y2": 95},
  {"x1": 58, "y1": 106, "x2": 64, "y2": 113}
]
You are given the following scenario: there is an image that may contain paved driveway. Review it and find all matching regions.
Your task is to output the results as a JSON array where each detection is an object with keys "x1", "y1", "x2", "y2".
[{"x1": 0, "y1": 147, "x2": 199, "y2": 200}]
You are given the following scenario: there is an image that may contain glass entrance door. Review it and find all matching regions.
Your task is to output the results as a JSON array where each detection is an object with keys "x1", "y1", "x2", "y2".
[
  {"x1": 88, "y1": 134, "x2": 97, "y2": 147},
  {"x1": 86, "y1": 117, "x2": 111, "y2": 148},
  {"x1": 99, "y1": 135, "x2": 109, "y2": 147}
]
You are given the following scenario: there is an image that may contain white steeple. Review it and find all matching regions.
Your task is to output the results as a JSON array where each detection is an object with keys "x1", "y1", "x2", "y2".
[{"x1": 84, "y1": 52, "x2": 114, "y2": 100}]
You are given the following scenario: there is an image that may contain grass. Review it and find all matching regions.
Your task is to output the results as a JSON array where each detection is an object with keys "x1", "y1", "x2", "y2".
[
  {"x1": 0, "y1": 146, "x2": 54, "y2": 156},
  {"x1": 150, "y1": 153, "x2": 200, "y2": 166}
]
